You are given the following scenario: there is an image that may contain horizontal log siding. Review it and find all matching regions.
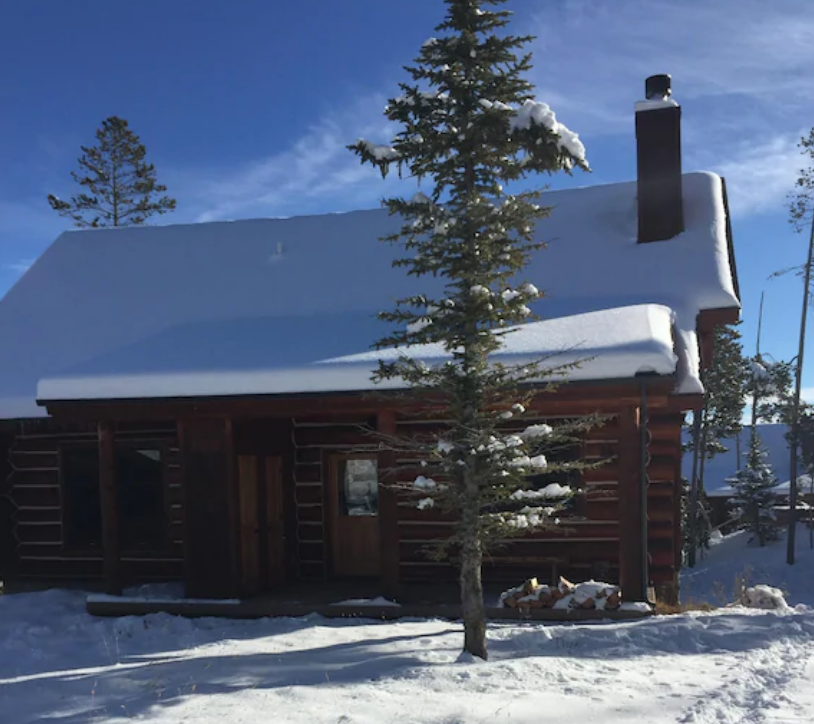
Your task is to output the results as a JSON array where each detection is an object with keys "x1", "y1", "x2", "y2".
[
  {"x1": 291, "y1": 417, "x2": 377, "y2": 580},
  {"x1": 5, "y1": 420, "x2": 183, "y2": 583},
  {"x1": 393, "y1": 413, "x2": 630, "y2": 586}
]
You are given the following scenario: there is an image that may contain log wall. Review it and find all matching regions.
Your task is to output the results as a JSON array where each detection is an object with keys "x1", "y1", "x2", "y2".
[
  {"x1": 291, "y1": 416, "x2": 378, "y2": 580},
  {"x1": 2, "y1": 400, "x2": 685, "y2": 594},
  {"x1": 3, "y1": 419, "x2": 182, "y2": 583},
  {"x1": 392, "y1": 414, "x2": 627, "y2": 586},
  {"x1": 287, "y1": 406, "x2": 684, "y2": 591}
]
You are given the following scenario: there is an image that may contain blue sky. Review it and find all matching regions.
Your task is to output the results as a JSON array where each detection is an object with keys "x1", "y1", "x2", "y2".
[{"x1": 1, "y1": 0, "x2": 813, "y2": 390}]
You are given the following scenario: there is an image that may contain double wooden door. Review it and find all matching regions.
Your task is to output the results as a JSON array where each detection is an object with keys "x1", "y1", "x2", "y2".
[{"x1": 238, "y1": 455, "x2": 285, "y2": 595}]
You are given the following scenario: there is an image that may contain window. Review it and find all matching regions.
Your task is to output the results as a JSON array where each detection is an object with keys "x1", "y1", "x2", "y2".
[
  {"x1": 61, "y1": 444, "x2": 166, "y2": 551},
  {"x1": 337, "y1": 458, "x2": 379, "y2": 517},
  {"x1": 62, "y1": 447, "x2": 102, "y2": 548},
  {"x1": 117, "y1": 447, "x2": 165, "y2": 550}
]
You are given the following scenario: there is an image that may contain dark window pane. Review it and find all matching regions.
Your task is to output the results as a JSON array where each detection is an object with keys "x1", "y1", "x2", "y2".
[
  {"x1": 116, "y1": 448, "x2": 165, "y2": 550},
  {"x1": 338, "y1": 458, "x2": 378, "y2": 517},
  {"x1": 62, "y1": 448, "x2": 102, "y2": 548}
]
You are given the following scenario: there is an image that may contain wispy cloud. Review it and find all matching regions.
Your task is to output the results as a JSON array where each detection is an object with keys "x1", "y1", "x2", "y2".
[
  {"x1": 705, "y1": 135, "x2": 804, "y2": 217},
  {"x1": 2, "y1": 258, "x2": 35, "y2": 273},
  {"x1": 170, "y1": 94, "x2": 412, "y2": 223},
  {"x1": 156, "y1": 0, "x2": 814, "y2": 224},
  {"x1": 527, "y1": 0, "x2": 814, "y2": 219},
  {"x1": 529, "y1": 0, "x2": 814, "y2": 130}
]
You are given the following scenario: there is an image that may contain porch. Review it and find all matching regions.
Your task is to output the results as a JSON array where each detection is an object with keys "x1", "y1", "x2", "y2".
[{"x1": 84, "y1": 579, "x2": 652, "y2": 621}]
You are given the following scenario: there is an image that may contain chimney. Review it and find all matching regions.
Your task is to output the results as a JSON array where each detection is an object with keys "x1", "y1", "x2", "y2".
[{"x1": 635, "y1": 74, "x2": 684, "y2": 243}]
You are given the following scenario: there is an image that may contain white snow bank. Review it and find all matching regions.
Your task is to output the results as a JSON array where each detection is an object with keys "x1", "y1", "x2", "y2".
[
  {"x1": 740, "y1": 585, "x2": 788, "y2": 611},
  {"x1": 1, "y1": 587, "x2": 813, "y2": 724},
  {"x1": 619, "y1": 602, "x2": 653, "y2": 613},
  {"x1": 681, "y1": 525, "x2": 814, "y2": 608}
]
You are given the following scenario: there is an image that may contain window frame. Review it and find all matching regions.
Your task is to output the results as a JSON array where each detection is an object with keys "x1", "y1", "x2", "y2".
[
  {"x1": 59, "y1": 440, "x2": 103, "y2": 554},
  {"x1": 329, "y1": 453, "x2": 381, "y2": 519},
  {"x1": 115, "y1": 440, "x2": 171, "y2": 554},
  {"x1": 59, "y1": 438, "x2": 172, "y2": 555}
]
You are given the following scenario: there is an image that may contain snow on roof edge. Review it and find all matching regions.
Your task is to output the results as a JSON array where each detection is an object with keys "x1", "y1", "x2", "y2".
[{"x1": 36, "y1": 305, "x2": 696, "y2": 405}]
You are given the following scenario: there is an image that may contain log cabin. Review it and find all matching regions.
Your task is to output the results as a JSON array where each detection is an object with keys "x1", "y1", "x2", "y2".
[{"x1": 0, "y1": 76, "x2": 739, "y2": 605}]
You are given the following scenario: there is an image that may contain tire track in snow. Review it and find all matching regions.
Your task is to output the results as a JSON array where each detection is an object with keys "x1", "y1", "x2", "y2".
[{"x1": 678, "y1": 631, "x2": 814, "y2": 724}]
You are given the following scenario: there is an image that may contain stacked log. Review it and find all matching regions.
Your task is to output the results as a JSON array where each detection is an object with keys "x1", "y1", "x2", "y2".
[{"x1": 499, "y1": 577, "x2": 622, "y2": 611}]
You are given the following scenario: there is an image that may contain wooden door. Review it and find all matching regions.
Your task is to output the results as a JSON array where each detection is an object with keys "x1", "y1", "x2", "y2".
[
  {"x1": 264, "y1": 457, "x2": 285, "y2": 586},
  {"x1": 329, "y1": 456, "x2": 382, "y2": 577},
  {"x1": 238, "y1": 455, "x2": 286, "y2": 595}
]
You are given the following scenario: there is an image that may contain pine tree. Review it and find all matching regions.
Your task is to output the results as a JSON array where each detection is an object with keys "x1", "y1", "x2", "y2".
[
  {"x1": 349, "y1": 0, "x2": 589, "y2": 659},
  {"x1": 48, "y1": 116, "x2": 176, "y2": 228},
  {"x1": 700, "y1": 325, "x2": 749, "y2": 458},
  {"x1": 747, "y1": 355, "x2": 794, "y2": 425},
  {"x1": 796, "y1": 404, "x2": 814, "y2": 548},
  {"x1": 728, "y1": 432, "x2": 779, "y2": 546},
  {"x1": 785, "y1": 128, "x2": 814, "y2": 563},
  {"x1": 684, "y1": 323, "x2": 748, "y2": 565}
]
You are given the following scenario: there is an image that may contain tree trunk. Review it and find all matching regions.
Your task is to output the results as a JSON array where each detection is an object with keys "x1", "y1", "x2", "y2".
[
  {"x1": 788, "y1": 212, "x2": 814, "y2": 564},
  {"x1": 459, "y1": 479, "x2": 487, "y2": 660},
  {"x1": 810, "y1": 476, "x2": 813, "y2": 549}
]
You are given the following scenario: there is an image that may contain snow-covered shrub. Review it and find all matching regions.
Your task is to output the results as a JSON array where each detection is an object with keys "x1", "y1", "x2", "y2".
[{"x1": 739, "y1": 584, "x2": 788, "y2": 610}]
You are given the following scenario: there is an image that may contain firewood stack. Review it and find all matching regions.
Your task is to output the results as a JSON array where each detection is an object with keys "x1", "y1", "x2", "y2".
[{"x1": 499, "y1": 577, "x2": 622, "y2": 611}]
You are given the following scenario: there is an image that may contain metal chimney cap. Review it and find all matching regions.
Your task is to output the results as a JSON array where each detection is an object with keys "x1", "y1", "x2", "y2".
[{"x1": 645, "y1": 75, "x2": 672, "y2": 101}]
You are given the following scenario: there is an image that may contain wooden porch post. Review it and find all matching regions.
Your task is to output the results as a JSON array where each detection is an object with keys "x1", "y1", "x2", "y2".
[
  {"x1": 377, "y1": 410, "x2": 400, "y2": 596},
  {"x1": 98, "y1": 420, "x2": 122, "y2": 595},
  {"x1": 617, "y1": 406, "x2": 647, "y2": 602}
]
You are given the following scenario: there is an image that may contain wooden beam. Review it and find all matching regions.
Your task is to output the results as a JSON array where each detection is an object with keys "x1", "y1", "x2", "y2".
[
  {"x1": 98, "y1": 420, "x2": 122, "y2": 595},
  {"x1": 663, "y1": 393, "x2": 703, "y2": 414},
  {"x1": 697, "y1": 306, "x2": 740, "y2": 333},
  {"x1": 617, "y1": 406, "x2": 646, "y2": 602},
  {"x1": 224, "y1": 418, "x2": 241, "y2": 599},
  {"x1": 180, "y1": 417, "x2": 237, "y2": 599},
  {"x1": 377, "y1": 410, "x2": 400, "y2": 596}
]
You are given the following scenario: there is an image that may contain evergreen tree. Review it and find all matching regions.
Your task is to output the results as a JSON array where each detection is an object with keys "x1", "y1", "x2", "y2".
[
  {"x1": 681, "y1": 479, "x2": 712, "y2": 560},
  {"x1": 746, "y1": 355, "x2": 794, "y2": 426},
  {"x1": 785, "y1": 128, "x2": 814, "y2": 562},
  {"x1": 728, "y1": 432, "x2": 780, "y2": 546},
  {"x1": 349, "y1": 0, "x2": 589, "y2": 659},
  {"x1": 684, "y1": 323, "x2": 748, "y2": 565},
  {"x1": 700, "y1": 324, "x2": 749, "y2": 457},
  {"x1": 48, "y1": 116, "x2": 176, "y2": 228}
]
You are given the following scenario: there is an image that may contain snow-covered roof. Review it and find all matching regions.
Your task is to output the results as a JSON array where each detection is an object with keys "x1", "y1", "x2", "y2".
[
  {"x1": 36, "y1": 305, "x2": 678, "y2": 403},
  {"x1": 0, "y1": 171, "x2": 738, "y2": 416}
]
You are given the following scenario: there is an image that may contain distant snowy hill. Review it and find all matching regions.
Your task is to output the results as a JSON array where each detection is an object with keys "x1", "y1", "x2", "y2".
[{"x1": 681, "y1": 423, "x2": 790, "y2": 494}]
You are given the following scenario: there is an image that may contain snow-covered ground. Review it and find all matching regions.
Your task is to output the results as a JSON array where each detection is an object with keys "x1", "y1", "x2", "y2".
[
  {"x1": 2, "y1": 531, "x2": 814, "y2": 724},
  {"x1": 681, "y1": 525, "x2": 814, "y2": 607}
]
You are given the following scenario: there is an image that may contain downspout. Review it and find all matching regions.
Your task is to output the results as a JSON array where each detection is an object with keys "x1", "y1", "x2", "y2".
[
  {"x1": 687, "y1": 411, "x2": 702, "y2": 567},
  {"x1": 639, "y1": 379, "x2": 651, "y2": 600}
]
